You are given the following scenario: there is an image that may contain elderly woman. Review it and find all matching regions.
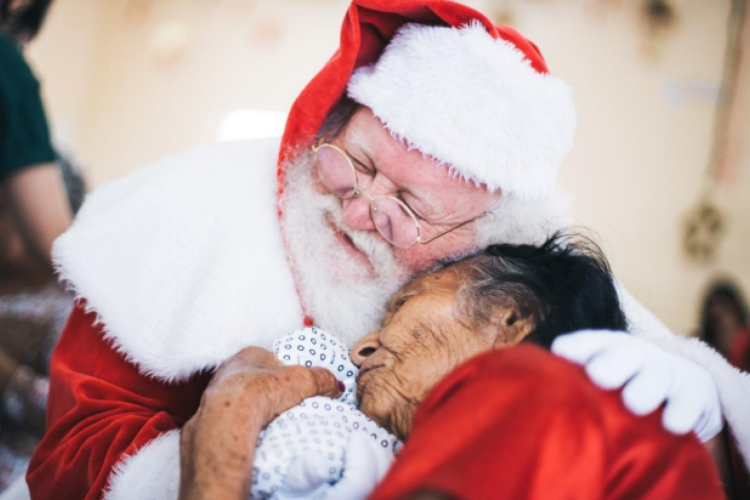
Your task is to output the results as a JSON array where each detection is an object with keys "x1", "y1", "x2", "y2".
[{"x1": 178, "y1": 235, "x2": 723, "y2": 500}]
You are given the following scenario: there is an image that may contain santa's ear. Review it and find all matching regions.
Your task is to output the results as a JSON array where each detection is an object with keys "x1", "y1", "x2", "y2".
[{"x1": 486, "y1": 306, "x2": 536, "y2": 348}]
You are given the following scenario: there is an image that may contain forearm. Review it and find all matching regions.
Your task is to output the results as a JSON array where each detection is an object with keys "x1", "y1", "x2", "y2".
[
  {"x1": 4, "y1": 163, "x2": 73, "y2": 270},
  {"x1": 179, "y1": 385, "x2": 266, "y2": 500},
  {"x1": 176, "y1": 349, "x2": 341, "y2": 500}
]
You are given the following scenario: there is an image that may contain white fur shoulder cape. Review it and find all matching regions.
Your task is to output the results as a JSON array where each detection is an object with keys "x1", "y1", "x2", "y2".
[{"x1": 54, "y1": 137, "x2": 305, "y2": 383}]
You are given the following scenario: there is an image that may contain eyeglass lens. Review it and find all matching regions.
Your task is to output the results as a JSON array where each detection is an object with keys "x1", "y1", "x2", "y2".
[
  {"x1": 316, "y1": 144, "x2": 419, "y2": 248},
  {"x1": 370, "y1": 197, "x2": 419, "y2": 248},
  {"x1": 316, "y1": 145, "x2": 358, "y2": 199}
]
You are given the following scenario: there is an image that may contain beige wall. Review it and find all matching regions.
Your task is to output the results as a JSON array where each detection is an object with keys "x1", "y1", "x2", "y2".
[{"x1": 25, "y1": 0, "x2": 750, "y2": 335}]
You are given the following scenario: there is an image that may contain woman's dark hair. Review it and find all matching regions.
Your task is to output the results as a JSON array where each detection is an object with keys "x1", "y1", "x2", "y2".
[
  {"x1": 698, "y1": 279, "x2": 749, "y2": 351},
  {"x1": 0, "y1": 0, "x2": 54, "y2": 41},
  {"x1": 456, "y1": 231, "x2": 628, "y2": 348}
]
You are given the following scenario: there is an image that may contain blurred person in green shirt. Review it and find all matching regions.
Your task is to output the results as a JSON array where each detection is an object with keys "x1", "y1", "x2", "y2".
[
  {"x1": 0, "y1": 0, "x2": 75, "y2": 491},
  {"x1": 1, "y1": 0, "x2": 72, "y2": 274}
]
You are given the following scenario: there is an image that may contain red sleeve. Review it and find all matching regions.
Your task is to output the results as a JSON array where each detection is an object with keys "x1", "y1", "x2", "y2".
[
  {"x1": 27, "y1": 303, "x2": 211, "y2": 500},
  {"x1": 369, "y1": 345, "x2": 724, "y2": 500}
]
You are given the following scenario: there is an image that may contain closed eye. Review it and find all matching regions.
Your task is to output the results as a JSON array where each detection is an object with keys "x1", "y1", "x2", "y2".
[
  {"x1": 398, "y1": 192, "x2": 430, "y2": 222},
  {"x1": 390, "y1": 294, "x2": 414, "y2": 314},
  {"x1": 347, "y1": 150, "x2": 376, "y2": 176},
  {"x1": 346, "y1": 150, "x2": 431, "y2": 223}
]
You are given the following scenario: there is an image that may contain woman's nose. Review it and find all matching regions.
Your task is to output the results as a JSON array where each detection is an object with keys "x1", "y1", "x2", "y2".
[{"x1": 351, "y1": 331, "x2": 382, "y2": 367}]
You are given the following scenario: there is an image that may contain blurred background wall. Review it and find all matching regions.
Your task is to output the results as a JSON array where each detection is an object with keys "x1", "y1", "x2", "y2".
[{"x1": 23, "y1": 0, "x2": 750, "y2": 335}]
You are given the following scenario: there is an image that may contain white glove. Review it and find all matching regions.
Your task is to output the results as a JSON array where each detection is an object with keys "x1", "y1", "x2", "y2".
[
  {"x1": 279, "y1": 432, "x2": 394, "y2": 500},
  {"x1": 551, "y1": 330, "x2": 723, "y2": 442}
]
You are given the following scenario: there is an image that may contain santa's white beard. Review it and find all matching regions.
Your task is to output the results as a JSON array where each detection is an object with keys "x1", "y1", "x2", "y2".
[{"x1": 280, "y1": 153, "x2": 409, "y2": 345}]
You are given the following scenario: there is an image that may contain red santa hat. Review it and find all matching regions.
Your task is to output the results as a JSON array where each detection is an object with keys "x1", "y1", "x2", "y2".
[
  {"x1": 347, "y1": 22, "x2": 575, "y2": 200},
  {"x1": 279, "y1": 0, "x2": 575, "y2": 201}
]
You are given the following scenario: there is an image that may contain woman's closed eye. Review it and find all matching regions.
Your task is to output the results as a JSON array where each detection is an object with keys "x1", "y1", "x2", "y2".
[{"x1": 390, "y1": 294, "x2": 416, "y2": 314}]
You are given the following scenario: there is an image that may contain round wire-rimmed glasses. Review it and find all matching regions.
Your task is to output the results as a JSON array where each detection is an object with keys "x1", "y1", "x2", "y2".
[{"x1": 312, "y1": 141, "x2": 483, "y2": 249}]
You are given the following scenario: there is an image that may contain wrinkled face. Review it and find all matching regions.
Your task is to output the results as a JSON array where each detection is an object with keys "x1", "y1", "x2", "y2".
[
  {"x1": 325, "y1": 107, "x2": 500, "y2": 275},
  {"x1": 350, "y1": 262, "x2": 530, "y2": 439},
  {"x1": 281, "y1": 107, "x2": 500, "y2": 341}
]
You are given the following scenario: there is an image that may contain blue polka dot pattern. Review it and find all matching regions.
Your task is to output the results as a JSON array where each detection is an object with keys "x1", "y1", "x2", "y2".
[
  {"x1": 250, "y1": 328, "x2": 398, "y2": 500},
  {"x1": 273, "y1": 326, "x2": 359, "y2": 405}
]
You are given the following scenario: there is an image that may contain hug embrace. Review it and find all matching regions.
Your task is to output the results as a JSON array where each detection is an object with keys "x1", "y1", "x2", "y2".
[{"x1": 27, "y1": 1, "x2": 750, "y2": 500}]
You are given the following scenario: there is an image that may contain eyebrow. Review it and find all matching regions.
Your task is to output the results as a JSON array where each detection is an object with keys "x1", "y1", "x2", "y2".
[
  {"x1": 346, "y1": 127, "x2": 376, "y2": 162},
  {"x1": 347, "y1": 150, "x2": 373, "y2": 172}
]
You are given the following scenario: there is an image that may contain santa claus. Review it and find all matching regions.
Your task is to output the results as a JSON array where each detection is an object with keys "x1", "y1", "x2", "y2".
[{"x1": 26, "y1": 1, "x2": 750, "y2": 499}]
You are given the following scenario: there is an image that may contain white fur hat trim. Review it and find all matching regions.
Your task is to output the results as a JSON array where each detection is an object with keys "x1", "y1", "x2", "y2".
[{"x1": 347, "y1": 22, "x2": 576, "y2": 201}]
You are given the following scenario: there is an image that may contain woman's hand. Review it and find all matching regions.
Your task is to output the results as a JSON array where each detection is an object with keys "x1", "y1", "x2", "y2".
[{"x1": 178, "y1": 346, "x2": 343, "y2": 500}]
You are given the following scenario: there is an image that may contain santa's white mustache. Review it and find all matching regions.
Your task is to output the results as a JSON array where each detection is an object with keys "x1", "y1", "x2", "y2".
[{"x1": 318, "y1": 195, "x2": 405, "y2": 282}]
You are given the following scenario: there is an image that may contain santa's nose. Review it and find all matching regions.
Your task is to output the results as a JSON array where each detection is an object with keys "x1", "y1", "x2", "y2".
[
  {"x1": 351, "y1": 331, "x2": 382, "y2": 367},
  {"x1": 341, "y1": 196, "x2": 377, "y2": 232}
]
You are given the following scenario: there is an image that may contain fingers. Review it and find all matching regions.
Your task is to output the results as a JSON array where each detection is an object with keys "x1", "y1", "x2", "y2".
[
  {"x1": 662, "y1": 387, "x2": 704, "y2": 435},
  {"x1": 308, "y1": 366, "x2": 344, "y2": 400},
  {"x1": 556, "y1": 331, "x2": 724, "y2": 444},
  {"x1": 692, "y1": 399, "x2": 724, "y2": 443},
  {"x1": 211, "y1": 346, "x2": 281, "y2": 384},
  {"x1": 552, "y1": 331, "x2": 639, "y2": 390},
  {"x1": 551, "y1": 330, "x2": 629, "y2": 365},
  {"x1": 234, "y1": 346, "x2": 283, "y2": 369},
  {"x1": 621, "y1": 362, "x2": 671, "y2": 416},
  {"x1": 585, "y1": 345, "x2": 643, "y2": 390},
  {"x1": 660, "y1": 359, "x2": 719, "y2": 438}
]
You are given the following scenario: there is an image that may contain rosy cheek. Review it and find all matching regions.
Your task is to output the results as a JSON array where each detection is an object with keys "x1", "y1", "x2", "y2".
[{"x1": 393, "y1": 246, "x2": 437, "y2": 275}]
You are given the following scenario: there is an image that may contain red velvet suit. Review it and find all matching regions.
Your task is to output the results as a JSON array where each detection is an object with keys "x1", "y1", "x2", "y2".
[
  {"x1": 369, "y1": 346, "x2": 724, "y2": 500},
  {"x1": 28, "y1": 305, "x2": 210, "y2": 500}
]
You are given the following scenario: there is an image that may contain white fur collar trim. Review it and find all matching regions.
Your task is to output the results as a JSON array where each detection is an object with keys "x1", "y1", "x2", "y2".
[
  {"x1": 54, "y1": 138, "x2": 304, "y2": 382},
  {"x1": 104, "y1": 430, "x2": 181, "y2": 500}
]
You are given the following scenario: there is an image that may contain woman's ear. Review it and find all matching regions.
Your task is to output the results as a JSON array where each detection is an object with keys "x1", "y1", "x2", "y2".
[{"x1": 487, "y1": 307, "x2": 535, "y2": 348}]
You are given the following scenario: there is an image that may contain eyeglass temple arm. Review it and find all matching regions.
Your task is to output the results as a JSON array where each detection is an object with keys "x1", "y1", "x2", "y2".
[{"x1": 418, "y1": 214, "x2": 484, "y2": 245}]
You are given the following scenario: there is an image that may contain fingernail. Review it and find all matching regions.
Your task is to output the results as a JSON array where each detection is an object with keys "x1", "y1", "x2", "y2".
[{"x1": 337, "y1": 381, "x2": 345, "y2": 392}]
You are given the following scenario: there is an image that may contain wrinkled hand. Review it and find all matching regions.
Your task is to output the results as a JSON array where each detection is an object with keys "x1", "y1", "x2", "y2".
[
  {"x1": 201, "y1": 346, "x2": 342, "y2": 426},
  {"x1": 279, "y1": 432, "x2": 394, "y2": 500},
  {"x1": 552, "y1": 330, "x2": 723, "y2": 442},
  {"x1": 179, "y1": 347, "x2": 342, "y2": 500}
]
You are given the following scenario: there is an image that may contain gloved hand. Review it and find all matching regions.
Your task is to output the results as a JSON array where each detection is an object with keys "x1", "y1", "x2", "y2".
[
  {"x1": 279, "y1": 432, "x2": 394, "y2": 500},
  {"x1": 551, "y1": 330, "x2": 723, "y2": 442}
]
